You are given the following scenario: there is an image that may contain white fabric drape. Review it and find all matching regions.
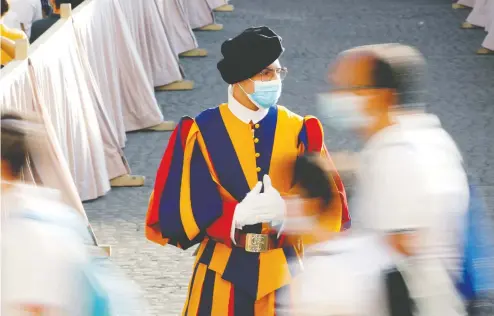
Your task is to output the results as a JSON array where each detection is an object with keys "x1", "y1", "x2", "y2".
[
  {"x1": 73, "y1": 0, "x2": 164, "y2": 133},
  {"x1": 457, "y1": 0, "x2": 476, "y2": 7},
  {"x1": 483, "y1": 20, "x2": 494, "y2": 50},
  {"x1": 0, "y1": 60, "x2": 87, "y2": 220},
  {"x1": 483, "y1": 0, "x2": 494, "y2": 30},
  {"x1": 72, "y1": 20, "x2": 131, "y2": 180},
  {"x1": 116, "y1": 0, "x2": 183, "y2": 87},
  {"x1": 28, "y1": 21, "x2": 110, "y2": 201},
  {"x1": 154, "y1": 0, "x2": 198, "y2": 56},
  {"x1": 466, "y1": 0, "x2": 490, "y2": 27},
  {"x1": 72, "y1": 0, "x2": 126, "y2": 146},
  {"x1": 206, "y1": 0, "x2": 228, "y2": 10},
  {"x1": 181, "y1": 0, "x2": 215, "y2": 30}
]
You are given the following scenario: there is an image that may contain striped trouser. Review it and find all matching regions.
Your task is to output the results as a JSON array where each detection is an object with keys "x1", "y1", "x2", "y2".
[{"x1": 182, "y1": 261, "x2": 288, "y2": 316}]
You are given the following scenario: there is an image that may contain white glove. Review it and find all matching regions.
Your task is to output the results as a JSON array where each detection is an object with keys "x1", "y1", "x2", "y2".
[
  {"x1": 230, "y1": 175, "x2": 287, "y2": 244},
  {"x1": 262, "y1": 174, "x2": 286, "y2": 237}
]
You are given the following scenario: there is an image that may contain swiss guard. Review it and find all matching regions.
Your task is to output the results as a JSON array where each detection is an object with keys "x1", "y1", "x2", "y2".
[{"x1": 145, "y1": 26, "x2": 350, "y2": 315}]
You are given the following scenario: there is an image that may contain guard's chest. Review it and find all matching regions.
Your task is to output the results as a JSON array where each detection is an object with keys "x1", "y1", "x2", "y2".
[{"x1": 197, "y1": 106, "x2": 301, "y2": 201}]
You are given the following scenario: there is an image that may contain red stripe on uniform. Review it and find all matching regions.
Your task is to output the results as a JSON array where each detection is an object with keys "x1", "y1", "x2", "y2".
[
  {"x1": 304, "y1": 117, "x2": 323, "y2": 152},
  {"x1": 323, "y1": 144, "x2": 350, "y2": 229},
  {"x1": 206, "y1": 201, "x2": 238, "y2": 247},
  {"x1": 148, "y1": 118, "x2": 194, "y2": 226}
]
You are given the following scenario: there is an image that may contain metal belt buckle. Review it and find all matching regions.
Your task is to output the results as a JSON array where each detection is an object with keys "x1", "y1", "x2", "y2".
[{"x1": 245, "y1": 233, "x2": 269, "y2": 253}]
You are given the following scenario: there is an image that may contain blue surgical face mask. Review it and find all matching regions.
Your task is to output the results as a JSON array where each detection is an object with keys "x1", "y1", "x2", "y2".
[
  {"x1": 239, "y1": 79, "x2": 282, "y2": 109},
  {"x1": 317, "y1": 93, "x2": 372, "y2": 130}
]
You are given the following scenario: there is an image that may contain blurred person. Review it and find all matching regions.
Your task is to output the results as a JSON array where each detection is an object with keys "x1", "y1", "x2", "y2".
[
  {"x1": 29, "y1": 0, "x2": 60, "y2": 43},
  {"x1": 145, "y1": 26, "x2": 349, "y2": 315},
  {"x1": 276, "y1": 154, "x2": 415, "y2": 316},
  {"x1": 1, "y1": 0, "x2": 28, "y2": 66},
  {"x1": 2, "y1": 0, "x2": 42, "y2": 37},
  {"x1": 1, "y1": 113, "x2": 149, "y2": 316},
  {"x1": 1, "y1": 113, "x2": 90, "y2": 315},
  {"x1": 317, "y1": 43, "x2": 469, "y2": 315}
]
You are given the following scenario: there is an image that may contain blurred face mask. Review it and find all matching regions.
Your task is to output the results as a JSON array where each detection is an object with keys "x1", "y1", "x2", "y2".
[
  {"x1": 317, "y1": 92, "x2": 372, "y2": 130},
  {"x1": 239, "y1": 79, "x2": 282, "y2": 109}
]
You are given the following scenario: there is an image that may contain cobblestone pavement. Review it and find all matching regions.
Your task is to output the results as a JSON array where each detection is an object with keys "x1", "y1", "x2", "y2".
[{"x1": 83, "y1": 0, "x2": 494, "y2": 314}]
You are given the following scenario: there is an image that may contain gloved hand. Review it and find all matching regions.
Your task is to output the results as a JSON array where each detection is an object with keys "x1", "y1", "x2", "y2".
[
  {"x1": 262, "y1": 174, "x2": 287, "y2": 237},
  {"x1": 230, "y1": 175, "x2": 287, "y2": 244}
]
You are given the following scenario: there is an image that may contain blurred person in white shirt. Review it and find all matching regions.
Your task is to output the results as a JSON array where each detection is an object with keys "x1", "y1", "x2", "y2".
[
  {"x1": 277, "y1": 154, "x2": 407, "y2": 316},
  {"x1": 2, "y1": 0, "x2": 42, "y2": 37},
  {"x1": 1, "y1": 113, "x2": 91, "y2": 316},
  {"x1": 1, "y1": 113, "x2": 150, "y2": 316},
  {"x1": 316, "y1": 44, "x2": 469, "y2": 316}
]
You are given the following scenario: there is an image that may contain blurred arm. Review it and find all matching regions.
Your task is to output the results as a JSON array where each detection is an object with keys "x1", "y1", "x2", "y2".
[{"x1": 283, "y1": 116, "x2": 350, "y2": 245}]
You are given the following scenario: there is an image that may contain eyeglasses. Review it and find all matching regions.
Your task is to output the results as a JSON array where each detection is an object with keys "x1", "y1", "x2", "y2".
[{"x1": 259, "y1": 67, "x2": 288, "y2": 82}]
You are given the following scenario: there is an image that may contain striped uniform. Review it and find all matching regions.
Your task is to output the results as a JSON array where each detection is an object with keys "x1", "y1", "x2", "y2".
[{"x1": 146, "y1": 104, "x2": 350, "y2": 315}]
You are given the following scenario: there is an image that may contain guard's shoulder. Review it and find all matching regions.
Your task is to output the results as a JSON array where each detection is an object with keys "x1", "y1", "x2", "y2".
[
  {"x1": 194, "y1": 105, "x2": 226, "y2": 133},
  {"x1": 195, "y1": 105, "x2": 222, "y2": 122},
  {"x1": 302, "y1": 115, "x2": 324, "y2": 134},
  {"x1": 297, "y1": 115, "x2": 324, "y2": 152},
  {"x1": 277, "y1": 105, "x2": 304, "y2": 123}
]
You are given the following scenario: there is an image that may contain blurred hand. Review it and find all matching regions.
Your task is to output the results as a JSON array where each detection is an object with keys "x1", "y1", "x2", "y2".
[{"x1": 328, "y1": 151, "x2": 360, "y2": 173}]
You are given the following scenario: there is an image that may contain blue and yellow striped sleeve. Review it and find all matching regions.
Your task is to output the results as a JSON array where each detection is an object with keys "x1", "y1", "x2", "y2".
[{"x1": 146, "y1": 117, "x2": 224, "y2": 249}]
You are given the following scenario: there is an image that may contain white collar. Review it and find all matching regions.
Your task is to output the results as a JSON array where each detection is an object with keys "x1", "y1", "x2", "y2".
[{"x1": 227, "y1": 85, "x2": 269, "y2": 124}]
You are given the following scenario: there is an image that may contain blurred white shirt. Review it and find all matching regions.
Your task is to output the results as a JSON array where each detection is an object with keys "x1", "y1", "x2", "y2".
[
  {"x1": 278, "y1": 234, "x2": 396, "y2": 316},
  {"x1": 2, "y1": 0, "x2": 42, "y2": 37},
  {"x1": 352, "y1": 113, "x2": 469, "y2": 316},
  {"x1": 1, "y1": 183, "x2": 89, "y2": 316}
]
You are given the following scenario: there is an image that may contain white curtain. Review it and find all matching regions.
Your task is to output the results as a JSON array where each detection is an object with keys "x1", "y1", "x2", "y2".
[
  {"x1": 0, "y1": 60, "x2": 87, "y2": 220},
  {"x1": 484, "y1": 0, "x2": 494, "y2": 30},
  {"x1": 28, "y1": 21, "x2": 110, "y2": 201},
  {"x1": 71, "y1": 15, "x2": 131, "y2": 180},
  {"x1": 72, "y1": 0, "x2": 126, "y2": 146},
  {"x1": 180, "y1": 0, "x2": 215, "y2": 30},
  {"x1": 154, "y1": 0, "x2": 198, "y2": 56},
  {"x1": 466, "y1": 0, "x2": 490, "y2": 27},
  {"x1": 457, "y1": 0, "x2": 476, "y2": 8},
  {"x1": 116, "y1": 0, "x2": 183, "y2": 87},
  {"x1": 482, "y1": 18, "x2": 494, "y2": 50},
  {"x1": 206, "y1": 0, "x2": 228, "y2": 10},
  {"x1": 73, "y1": 0, "x2": 165, "y2": 133}
]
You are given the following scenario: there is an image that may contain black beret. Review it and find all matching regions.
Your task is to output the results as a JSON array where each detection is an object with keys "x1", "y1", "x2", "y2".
[{"x1": 217, "y1": 26, "x2": 284, "y2": 84}]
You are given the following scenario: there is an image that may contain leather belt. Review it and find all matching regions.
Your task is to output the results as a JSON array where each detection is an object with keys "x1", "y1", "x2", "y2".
[{"x1": 234, "y1": 231, "x2": 280, "y2": 253}]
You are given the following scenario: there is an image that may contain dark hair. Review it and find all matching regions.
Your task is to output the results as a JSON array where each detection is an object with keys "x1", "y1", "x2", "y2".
[
  {"x1": 1, "y1": 0, "x2": 10, "y2": 17},
  {"x1": 372, "y1": 58, "x2": 398, "y2": 90},
  {"x1": 373, "y1": 53, "x2": 426, "y2": 107},
  {"x1": 1, "y1": 113, "x2": 28, "y2": 178},
  {"x1": 293, "y1": 153, "x2": 334, "y2": 209}
]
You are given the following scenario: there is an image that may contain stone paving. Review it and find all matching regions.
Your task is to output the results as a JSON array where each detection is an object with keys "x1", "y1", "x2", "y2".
[{"x1": 83, "y1": 0, "x2": 494, "y2": 314}]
